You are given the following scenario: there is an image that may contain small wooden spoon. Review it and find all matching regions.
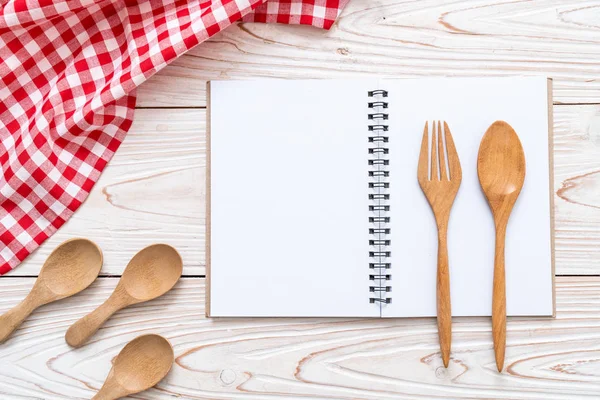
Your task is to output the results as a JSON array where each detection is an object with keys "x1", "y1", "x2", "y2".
[
  {"x1": 92, "y1": 334, "x2": 174, "y2": 400},
  {"x1": 477, "y1": 120, "x2": 526, "y2": 372},
  {"x1": 0, "y1": 238, "x2": 103, "y2": 343},
  {"x1": 66, "y1": 244, "x2": 182, "y2": 348}
]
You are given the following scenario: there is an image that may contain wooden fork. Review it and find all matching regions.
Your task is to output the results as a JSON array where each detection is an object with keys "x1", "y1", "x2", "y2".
[{"x1": 417, "y1": 120, "x2": 462, "y2": 368}]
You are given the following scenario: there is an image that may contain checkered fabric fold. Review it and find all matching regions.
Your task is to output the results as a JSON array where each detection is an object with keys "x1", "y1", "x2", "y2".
[{"x1": 0, "y1": 0, "x2": 348, "y2": 274}]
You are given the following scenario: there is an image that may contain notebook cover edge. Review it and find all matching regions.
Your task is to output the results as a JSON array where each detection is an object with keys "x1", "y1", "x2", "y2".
[
  {"x1": 206, "y1": 81, "x2": 212, "y2": 318},
  {"x1": 547, "y1": 77, "x2": 556, "y2": 318}
]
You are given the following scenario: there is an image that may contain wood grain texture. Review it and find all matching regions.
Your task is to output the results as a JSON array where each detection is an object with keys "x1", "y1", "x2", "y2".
[
  {"x1": 65, "y1": 244, "x2": 182, "y2": 348},
  {"x1": 138, "y1": 0, "x2": 600, "y2": 107},
  {"x1": 0, "y1": 277, "x2": 598, "y2": 399},
  {"x1": 1, "y1": 2, "x2": 598, "y2": 398},
  {"x1": 0, "y1": 239, "x2": 102, "y2": 343},
  {"x1": 477, "y1": 121, "x2": 527, "y2": 372},
  {"x1": 418, "y1": 121, "x2": 463, "y2": 368},
  {"x1": 6, "y1": 105, "x2": 600, "y2": 276},
  {"x1": 554, "y1": 105, "x2": 600, "y2": 274},
  {"x1": 92, "y1": 334, "x2": 174, "y2": 400}
]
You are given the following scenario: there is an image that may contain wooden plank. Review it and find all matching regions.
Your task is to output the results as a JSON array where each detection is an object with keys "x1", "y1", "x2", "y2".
[
  {"x1": 137, "y1": 0, "x2": 600, "y2": 108},
  {"x1": 7, "y1": 105, "x2": 600, "y2": 276},
  {"x1": 0, "y1": 276, "x2": 598, "y2": 399},
  {"x1": 554, "y1": 105, "x2": 600, "y2": 275}
]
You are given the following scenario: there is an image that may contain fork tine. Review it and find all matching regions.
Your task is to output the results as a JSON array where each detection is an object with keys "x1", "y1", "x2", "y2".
[
  {"x1": 443, "y1": 121, "x2": 462, "y2": 180},
  {"x1": 437, "y1": 121, "x2": 448, "y2": 180},
  {"x1": 418, "y1": 121, "x2": 429, "y2": 181},
  {"x1": 431, "y1": 121, "x2": 438, "y2": 181}
]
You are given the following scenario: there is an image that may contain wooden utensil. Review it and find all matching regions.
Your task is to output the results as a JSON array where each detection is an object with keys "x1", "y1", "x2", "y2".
[
  {"x1": 66, "y1": 244, "x2": 182, "y2": 348},
  {"x1": 92, "y1": 334, "x2": 174, "y2": 400},
  {"x1": 477, "y1": 120, "x2": 526, "y2": 372},
  {"x1": 0, "y1": 238, "x2": 102, "y2": 343},
  {"x1": 417, "y1": 120, "x2": 462, "y2": 368}
]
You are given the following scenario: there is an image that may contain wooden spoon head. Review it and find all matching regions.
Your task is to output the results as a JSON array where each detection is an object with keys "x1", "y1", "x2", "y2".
[
  {"x1": 38, "y1": 238, "x2": 103, "y2": 298},
  {"x1": 477, "y1": 121, "x2": 526, "y2": 216},
  {"x1": 112, "y1": 334, "x2": 174, "y2": 393},
  {"x1": 120, "y1": 244, "x2": 182, "y2": 301}
]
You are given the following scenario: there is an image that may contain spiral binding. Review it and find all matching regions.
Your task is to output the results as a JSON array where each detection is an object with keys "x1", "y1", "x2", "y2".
[{"x1": 368, "y1": 89, "x2": 391, "y2": 305}]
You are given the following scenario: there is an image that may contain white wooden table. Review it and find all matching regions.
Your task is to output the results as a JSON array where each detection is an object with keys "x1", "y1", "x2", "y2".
[{"x1": 2, "y1": 1, "x2": 600, "y2": 398}]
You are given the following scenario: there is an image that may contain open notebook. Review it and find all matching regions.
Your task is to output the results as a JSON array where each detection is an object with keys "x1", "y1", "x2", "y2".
[{"x1": 206, "y1": 77, "x2": 554, "y2": 318}]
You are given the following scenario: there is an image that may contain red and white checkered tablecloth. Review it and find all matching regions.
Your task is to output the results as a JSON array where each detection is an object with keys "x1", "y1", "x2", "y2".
[{"x1": 0, "y1": 0, "x2": 349, "y2": 274}]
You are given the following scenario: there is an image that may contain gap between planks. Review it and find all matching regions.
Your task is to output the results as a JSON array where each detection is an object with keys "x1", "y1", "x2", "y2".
[
  {"x1": 133, "y1": 104, "x2": 600, "y2": 110},
  {"x1": 2, "y1": 274, "x2": 598, "y2": 279},
  {"x1": 135, "y1": 106, "x2": 207, "y2": 110},
  {"x1": 1, "y1": 275, "x2": 208, "y2": 279}
]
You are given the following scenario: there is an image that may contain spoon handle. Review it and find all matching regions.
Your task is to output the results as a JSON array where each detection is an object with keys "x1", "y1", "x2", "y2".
[
  {"x1": 0, "y1": 294, "x2": 40, "y2": 343},
  {"x1": 92, "y1": 376, "x2": 129, "y2": 400},
  {"x1": 436, "y1": 225, "x2": 451, "y2": 368},
  {"x1": 66, "y1": 293, "x2": 126, "y2": 348},
  {"x1": 492, "y1": 224, "x2": 507, "y2": 372}
]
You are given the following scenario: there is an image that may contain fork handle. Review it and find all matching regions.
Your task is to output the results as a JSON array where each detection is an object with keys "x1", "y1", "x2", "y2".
[{"x1": 437, "y1": 227, "x2": 452, "y2": 368}]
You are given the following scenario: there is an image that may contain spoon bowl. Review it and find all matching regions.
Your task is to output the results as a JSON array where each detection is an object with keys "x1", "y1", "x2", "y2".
[
  {"x1": 477, "y1": 120, "x2": 526, "y2": 372},
  {"x1": 478, "y1": 121, "x2": 526, "y2": 208},
  {"x1": 93, "y1": 334, "x2": 173, "y2": 400},
  {"x1": 42, "y1": 238, "x2": 104, "y2": 296},
  {"x1": 114, "y1": 335, "x2": 174, "y2": 392},
  {"x1": 121, "y1": 244, "x2": 183, "y2": 301},
  {"x1": 0, "y1": 238, "x2": 102, "y2": 343}
]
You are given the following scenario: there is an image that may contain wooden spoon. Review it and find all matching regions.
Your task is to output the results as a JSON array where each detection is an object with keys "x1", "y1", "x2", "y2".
[
  {"x1": 92, "y1": 334, "x2": 174, "y2": 400},
  {"x1": 0, "y1": 238, "x2": 103, "y2": 343},
  {"x1": 477, "y1": 120, "x2": 526, "y2": 372},
  {"x1": 66, "y1": 244, "x2": 182, "y2": 348}
]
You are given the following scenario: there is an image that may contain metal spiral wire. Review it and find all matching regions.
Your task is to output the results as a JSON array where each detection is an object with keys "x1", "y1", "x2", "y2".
[{"x1": 368, "y1": 90, "x2": 391, "y2": 305}]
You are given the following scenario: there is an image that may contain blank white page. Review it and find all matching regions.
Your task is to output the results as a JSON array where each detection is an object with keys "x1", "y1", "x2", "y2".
[
  {"x1": 383, "y1": 77, "x2": 553, "y2": 317},
  {"x1": 209, "y1": 79, "x2": 379, "y2": 317}
]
